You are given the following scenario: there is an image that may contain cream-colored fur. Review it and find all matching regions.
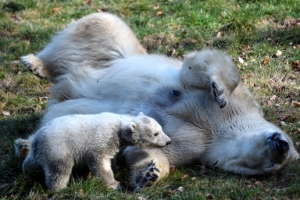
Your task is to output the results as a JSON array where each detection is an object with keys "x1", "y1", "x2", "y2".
[
  {"x1": 17, "y1": 12, "x2": 299, "y2": 190},
  {"x1": 22, "y1": 112, "x2": 171, "y2": 191}
]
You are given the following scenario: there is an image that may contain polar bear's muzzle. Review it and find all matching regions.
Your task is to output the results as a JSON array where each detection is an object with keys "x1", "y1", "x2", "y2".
[{"x1": 266, "y1": 132, "x2": 289, "y2": 154}]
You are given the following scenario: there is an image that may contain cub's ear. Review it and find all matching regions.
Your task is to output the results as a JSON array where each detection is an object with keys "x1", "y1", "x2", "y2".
[
  {"x1": 130, "y1": 122, "x2": 136, "y2": 132},
  {"x1": 137, "y1": 112, "x2": 144, "y2": 117}
]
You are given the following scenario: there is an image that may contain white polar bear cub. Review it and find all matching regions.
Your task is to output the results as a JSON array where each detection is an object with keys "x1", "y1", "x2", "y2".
[{"x1": 22, "y1": 112, "x2": 171, "y2": 191}]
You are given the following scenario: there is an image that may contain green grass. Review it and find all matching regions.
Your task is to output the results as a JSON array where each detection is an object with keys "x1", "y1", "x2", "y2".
[{"x1": 1, "y1": 0, "x2": 300, "y2": 199}]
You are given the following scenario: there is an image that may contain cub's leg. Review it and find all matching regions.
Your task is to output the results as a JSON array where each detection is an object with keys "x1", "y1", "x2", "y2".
[
  {"x1": 88, "y1": 155, "x2": 120, "y2": 190},
  {"x1": 123, "y1": 147, "x2": 170, "y2": 190},
  {"x1": 22, "y1": 153, "x2": 40, "y2": 173},
  {"x1": 44, "y1": 160, "x2": 73, "y2": 191},
  {"x1": 181, "y1": 49, "x2": 241, "y2": 108}
]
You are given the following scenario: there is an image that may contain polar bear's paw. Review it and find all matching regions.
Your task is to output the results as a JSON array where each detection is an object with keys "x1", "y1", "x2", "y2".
[
  {"x1": 14, "y1": 138, "x2": 31, "y2": 162},
  {"x1": 21, "y1": 54, "x2": 48, "y2": 79},
  {"x1": 211, "y1": 82, "x2": 227, "y2": 108},
  {"x1": 108, "y1": 181, "x2": 121, "y2": 190},
  {"x1": 131, "y1": 159, "x2": 161, "y2": 190}
]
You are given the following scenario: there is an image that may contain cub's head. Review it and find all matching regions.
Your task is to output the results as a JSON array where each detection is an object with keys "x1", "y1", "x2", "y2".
[
  {"x1": 122, "y1": 112, "x2": 171, "y2": 147},
  {"x1": 181, "y1": 49, "x2": 239, "y2": 91}
]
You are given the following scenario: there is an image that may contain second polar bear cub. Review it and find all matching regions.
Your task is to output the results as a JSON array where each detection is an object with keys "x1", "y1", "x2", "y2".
[{"x1": 22, "y1": 112, "x2": 171, "y2": 191}]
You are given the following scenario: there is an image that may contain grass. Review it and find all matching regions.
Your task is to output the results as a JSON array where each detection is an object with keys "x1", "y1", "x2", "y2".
[{"x1": 0, "y1": 0, "x2": 300, "y2": 199}]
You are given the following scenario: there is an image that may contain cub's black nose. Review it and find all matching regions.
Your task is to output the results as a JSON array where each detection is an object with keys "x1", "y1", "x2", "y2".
[{"x1": 166, "y1": 140, "x2": 172, "y2": 145}]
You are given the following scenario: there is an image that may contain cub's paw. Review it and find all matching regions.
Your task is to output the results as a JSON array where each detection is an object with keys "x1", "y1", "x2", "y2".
[
  {"x1": 108, "y1": 181, "x2": 121, "y2": 190},
  {"x1": 14, "y1": 138, "x2": 31, "y2": 162},
  {"x1": 21, "y1": 54, "x2": 47, "y2": 79},
  {"x1": 131, "y1": 160, "x2": 161, "y2": 190},
  {"x1": 211, "y1": 82, "x2": 227, "y2": 108}
]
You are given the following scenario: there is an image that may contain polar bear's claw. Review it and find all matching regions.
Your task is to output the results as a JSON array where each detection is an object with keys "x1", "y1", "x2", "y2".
[
  {"x1": 211, "y1": 82, "x2": 227, "y2": 108},
  {"x1": 133, "y1": 160, "x2": 161, "y2": 189}
]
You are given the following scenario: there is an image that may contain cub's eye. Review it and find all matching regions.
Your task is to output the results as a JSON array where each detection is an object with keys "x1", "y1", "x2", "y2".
[{"x1": 154, "y1": 133, "x2": 159, "y2": 136}]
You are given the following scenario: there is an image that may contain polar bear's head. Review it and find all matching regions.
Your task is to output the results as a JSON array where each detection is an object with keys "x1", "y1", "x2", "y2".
[
  {"x1": 203, "y1": 120, "x2": 299, "y2": 175},
  {"x1": 122, "y1": 112, "x2": 172, "y2": 148}
]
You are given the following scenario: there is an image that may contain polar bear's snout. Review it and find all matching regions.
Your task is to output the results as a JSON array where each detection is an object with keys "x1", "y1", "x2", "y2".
[
  {"x1": 266, "y1": 132, "x2": 289, "y2": 154},
  {"x1": 166, "y1": 139, "x2": 172, "y2": 146}
]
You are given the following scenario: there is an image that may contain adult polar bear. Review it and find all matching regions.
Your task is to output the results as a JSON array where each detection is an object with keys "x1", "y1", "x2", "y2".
[{"x1": 18, "y1": 12, "x2": 298, "y2": 189}]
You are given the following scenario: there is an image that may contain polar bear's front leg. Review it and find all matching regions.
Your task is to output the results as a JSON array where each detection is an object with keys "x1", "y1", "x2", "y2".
[
  {"x1": 123, "y1": 147, "x2": 170, "y2": 190},
  {"x1": 44, "y1": 161, "x2": 73, "y2": 191},
  {"x1": 88, "y1": 155, "x2": 120, "y2": 190},
  {"x1": 14, "y1": 137, "x2": 33, "y2": 162}
]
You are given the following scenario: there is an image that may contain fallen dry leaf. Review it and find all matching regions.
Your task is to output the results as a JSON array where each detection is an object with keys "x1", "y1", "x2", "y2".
[
  {"x1": 53, "y1": 6, "x2": 63, "y2": 12},
  {"x1": 278, "y1": 86, "x2": 285, "y2": 92},
  {"x1": 266, "y1": 100, "x2": 272, "y2": 105},
  {"x1": 182, "y1": 174, "x2": 189, "y2": 180},
  {"x1": 254, "y1": 181, "x2": 262, "y2": 186},
  {"x1": 293, "y1": 45, "x2": 300, "y2": 49},
  {"x1": 280, "y1": 18, "x2": 300, "y2": 29},
  {"x1": 165, "y1": 189, "x2": 175, "y2": 196},
  {"x1": 269, "y1": 95, "x2": 278, "y2": 101},
  {"x1": 238, "y1": 57, "x2": 244, "y2": 64},
  {"x1": 247, "y1": 184, "x2": 254, "y2": 189},
  {"x1": 280, "y1": 121, "x2": 287, "y2": 126},
  {"x1": 265, "y1": 188, "x2": 270, "y2": 193},
  {"x1": 261, "y1": 58, "x2": 270, "y2": 65},
  {"x1": 138, "y1": 196, "x2": 147, "y2": 200},
  {"x1": 291, "y1": 61, "x2": 300, "y2": 70},
  {"x1": 79, "y1": 189, "x2": 85, "y2": 198},
  {"x1": 241, "y1": 74, "x2": 250, "y2": 80},
  {"x1": 292, "y1": 101, "x2": 300, "y2": 107},
  {"x1": 156, "y1": 11, "x2": 164, "y2": 16},
  {"x1": 153, "y1": 4, "x2": 159, "y2": 10},
  {"x1": 1, "y1": 110, "x2": 10, "y2": 116},
  {"x1": 177, "y1": 186, "x2": 184, "y2": 192},
  {"x1": 281, "y1": 114, "x2": 292, "y2": 121},
  {"x1": 206, "y1": 193, "x2": 214, "y2": 199},
  {"x1": 276, "y1": 50, "x2": 282, "y2": 57}
]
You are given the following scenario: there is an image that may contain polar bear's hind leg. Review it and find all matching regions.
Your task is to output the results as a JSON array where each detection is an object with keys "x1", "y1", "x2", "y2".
[{"x1": 21, "y1": 54, "x2": 48, "y2": 79}]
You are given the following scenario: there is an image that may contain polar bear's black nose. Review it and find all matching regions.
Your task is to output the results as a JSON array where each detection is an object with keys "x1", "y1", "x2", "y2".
[
  {"x1": 277, "y1": 139, "x2": 289, "y2": 154},
  {"x1": 166, "y1": 140, "x2": 172, "y2": 145},
  {"x1": 267, "y1": 132, "x2": 289, "y2": 154}
]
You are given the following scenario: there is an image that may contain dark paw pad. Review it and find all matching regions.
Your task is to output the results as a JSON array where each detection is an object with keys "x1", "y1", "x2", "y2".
[
  {"x1": 135, "y1": 160, "x2": 161, "y2": 189},
  {"x1": 211, "y1": 82, "x2": 227, "y2": 108}
]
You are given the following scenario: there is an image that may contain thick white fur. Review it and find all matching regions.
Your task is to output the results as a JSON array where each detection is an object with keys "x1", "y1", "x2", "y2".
[
  {"x1": 17, "y1": 12, "x2": 299, "y2": 189},
  {"x1": 22, "y1": 112, "x2": 171, "y2": 191}
]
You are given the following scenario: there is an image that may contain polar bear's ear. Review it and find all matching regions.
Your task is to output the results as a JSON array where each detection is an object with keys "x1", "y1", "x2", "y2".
[
  {"x1": 138, "y1": 112, "x2": 144, "y2": 117},
  {"x1": 130, "y1": 122, "x2": 136, "y2": 132}
]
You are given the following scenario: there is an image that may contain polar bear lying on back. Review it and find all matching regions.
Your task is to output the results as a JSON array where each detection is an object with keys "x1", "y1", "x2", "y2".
[
  {"x1": 17, "y1": 12, "x2": 299, "y2": 190},
  {"x1": 22, "y1": 112, "x2": 171, "y2": 191}
]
